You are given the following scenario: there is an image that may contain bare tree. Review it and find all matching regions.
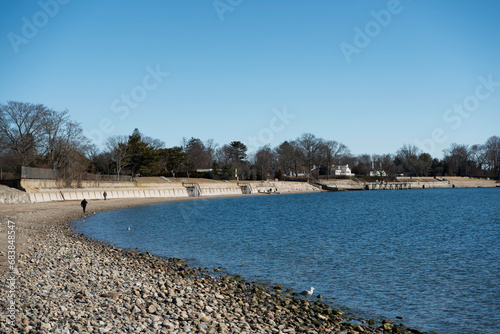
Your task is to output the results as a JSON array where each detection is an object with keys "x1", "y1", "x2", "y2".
[
  {"x1": 0, "y1": 101, "x2": 49, "y2": 168},
  {"x1": 351, "y1": 154, "x2": 371, "y2": 176},
  {"x1": 106, "y1": 135, "x2": 130, "y2": 180},
  {"x1": 41, "y1": 109, "x2": 90, "y2": 170},
  {"x1": 0, "y1": 127, "x2": 8, "y2": 155},
  {"x1": 252, "y1": 145, "x2": 276, "y2": 180},
  {"x1": 310, "y1": 138, "x2": 325, "y2": 179},
  {"x1": 143, "y1": 136, "x2": 165, "y2": 150},
  {"x1": 296, "y1": 133, "x2": 321, "y2": 176},
  {"x1": 62, "y1": 149, "x2": 90, "y2": 184},
  {"x1": 395, "y1": 144, "x2": 421, "y2": 176},
  {"x1": 91, "y1": 150, "x2": 115, "y2": 176},
  {"x1": 204, "y1": 139, "x2": 217, "y2": 167},
  {"x1": 86, "y1": 144, "x2": 100, "y2": 165},
  {"x1": 443, "y1": 143, "x2": 471, "y2": 176},
  {"x1": 324, "y1": 140, "x2": 349, "y2": 179},
  {"x1": 469, "y1": 144, "x2": 487, "y2": 175},
  {"x1": 41, "y1": 109, "x2": 68, "y2": 169},
  {"x1": 417, "y1": 153, "x2": 432, "y2": 176},
  {"x1": 216, "y1": 145, "x2": 233, "y2": 166},
  {"x1": 275, "y1": 140, "x2": 304, "y2": 177},
  {"x1": 484, "y1": 135, "x2": 500, "y2": 178},
  {"x1": 375, "y1": 153, "x2": 397, "y2": 177}
]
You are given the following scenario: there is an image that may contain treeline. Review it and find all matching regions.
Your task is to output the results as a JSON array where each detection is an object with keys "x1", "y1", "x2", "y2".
[
  {"x1": 1, "y1": 101, "x2": 499, "y2": 181},
  {"x1": 0, "y1": 101, "x2": 91, "y2": 180}
]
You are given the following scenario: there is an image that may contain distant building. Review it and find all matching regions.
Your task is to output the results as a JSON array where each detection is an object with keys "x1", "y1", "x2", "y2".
[
  {"x1": 369, "y1": 162, "x2": 386, "y2": 177},
  {"x1": 370, "y1": 170, "x2": 387, "y2": 177},
  {"x1": 333, "y1": 164, "x2": 353, "y2": 176},
  {"x1": 196, "y1": 169, "x2": 213, "y2": 173},
  {"x1": 287, "y1": 167, "x2": 308, "y2": 177}
]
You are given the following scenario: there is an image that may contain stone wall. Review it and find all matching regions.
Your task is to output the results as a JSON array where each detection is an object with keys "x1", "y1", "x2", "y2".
[
  {"x1": 321, "y1": 177, "x2": 498, "y2": 191},
  {"x1": 319, "y1": 179, "x2": 365, "y2": 191},
  {"x1": 0, "y1": 185, "x2": 30, "y2": 204},
  {"x1": 267, "y1": 181, "x2": 321, "y2": 193},
  {"x1": 395, "y1": 177, "x2": 498, "y2": 189}
]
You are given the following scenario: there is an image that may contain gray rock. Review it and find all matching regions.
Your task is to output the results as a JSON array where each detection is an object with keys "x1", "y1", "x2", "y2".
[{"x1": 3, "y1": 213, "x2": 378, "y2": 334}]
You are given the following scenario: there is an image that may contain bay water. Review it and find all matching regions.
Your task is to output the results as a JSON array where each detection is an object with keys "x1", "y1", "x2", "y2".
[{"x1": 72, "y1": 188, "x2": 500, "y2": 334}]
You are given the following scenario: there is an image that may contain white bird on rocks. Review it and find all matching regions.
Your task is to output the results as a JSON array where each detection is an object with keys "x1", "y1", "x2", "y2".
[{"x1": 299, "y1": 287, "x2": 315, "y2": 300}]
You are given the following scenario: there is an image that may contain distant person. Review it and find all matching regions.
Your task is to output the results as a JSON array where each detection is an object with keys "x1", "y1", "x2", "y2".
[
  {"x1": 81, "y1": 199, "x2": 88, "y2": 213},
  {"x1": 103, "y1": 191, "x2": 107, "y2": 200}
]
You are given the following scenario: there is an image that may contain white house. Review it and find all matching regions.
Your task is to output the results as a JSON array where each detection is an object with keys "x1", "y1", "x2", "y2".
[
  {"x1": 370, "y1": 170, "x2": 387, "y2": 176},
  {"x1": 369, "y1": 162, "x2": 387, "y2": 177},
  {"x1": 333, "y1": 164, "x2": 353, "y2": 176}
]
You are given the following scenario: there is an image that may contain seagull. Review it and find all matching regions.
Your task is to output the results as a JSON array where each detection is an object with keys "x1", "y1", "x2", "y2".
[
  {"x1": 299, "y1": 287, "x2": 315, "y2": 300},
  {"x1": 127, "y1": 227, "x2": 131, "y2": 231}
]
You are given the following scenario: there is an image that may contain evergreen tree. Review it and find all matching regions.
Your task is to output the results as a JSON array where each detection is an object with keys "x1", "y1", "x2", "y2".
[{"x1": 127, "y1": 129, "x2": 160, "y2": 176}]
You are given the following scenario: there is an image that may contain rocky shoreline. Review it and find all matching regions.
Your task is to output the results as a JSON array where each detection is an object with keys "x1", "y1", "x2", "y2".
[{"x1": 1, "y1": 198, "x2": 425, "y2": 334}]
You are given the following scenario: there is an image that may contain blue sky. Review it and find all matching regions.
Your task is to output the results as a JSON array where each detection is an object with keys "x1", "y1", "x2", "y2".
[{"x1": 1, "y1": 0, "x2": 499, "y2": 158}]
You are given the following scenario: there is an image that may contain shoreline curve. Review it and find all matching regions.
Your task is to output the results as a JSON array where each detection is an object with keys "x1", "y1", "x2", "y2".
[{"x1": 0, "y1": 194, "x2": 424, "y2": 333}]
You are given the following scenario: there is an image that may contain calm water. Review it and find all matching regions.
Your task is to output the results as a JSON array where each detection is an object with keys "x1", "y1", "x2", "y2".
[{"x1": 72, "y1": 188, "x2": 500, "y2": 334}]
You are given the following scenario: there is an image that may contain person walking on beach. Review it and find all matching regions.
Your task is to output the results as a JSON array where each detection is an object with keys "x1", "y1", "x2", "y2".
[
  {"x1": 103, "y1": 191, "x2": 107, "y2": 200},
  {"x1": 81, "y1": 199, "x2": 88, "y2": 213}
]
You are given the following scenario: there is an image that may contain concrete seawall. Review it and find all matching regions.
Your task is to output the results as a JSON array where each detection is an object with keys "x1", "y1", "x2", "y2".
[
  {"x1": 6, "y1": 176, "x2": 495, "y2": 203},
  {"x1": 395, "y1": 177, "x2": 498, "y2": 189},
  {"x1": 16, "y1": 177, "x2": 321, "y2": 203},
  {"x1": 320, "y1": 177, "x2": 498, "y2": 191}
]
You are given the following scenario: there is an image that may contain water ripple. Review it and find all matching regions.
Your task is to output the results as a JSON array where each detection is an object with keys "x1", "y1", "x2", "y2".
[{"x1": 73, "y1": 188, "x2": 500, "y2": 334}]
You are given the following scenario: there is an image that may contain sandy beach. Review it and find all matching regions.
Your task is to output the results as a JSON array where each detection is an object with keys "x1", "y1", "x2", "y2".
[{"x1": 0, "y1": 196, "x2": 421, "y2": 333}]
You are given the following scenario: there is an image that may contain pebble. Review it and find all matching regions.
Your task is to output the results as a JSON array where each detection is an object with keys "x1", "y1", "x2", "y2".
[{"x1": 0, "y1": 217, "x2": 418, "y2": 334}]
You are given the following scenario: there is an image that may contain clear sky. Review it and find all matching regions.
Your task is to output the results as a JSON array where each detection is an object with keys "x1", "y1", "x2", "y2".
[{"x1": 1, "y1": 0, "x2": 499, "y2": 158}]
